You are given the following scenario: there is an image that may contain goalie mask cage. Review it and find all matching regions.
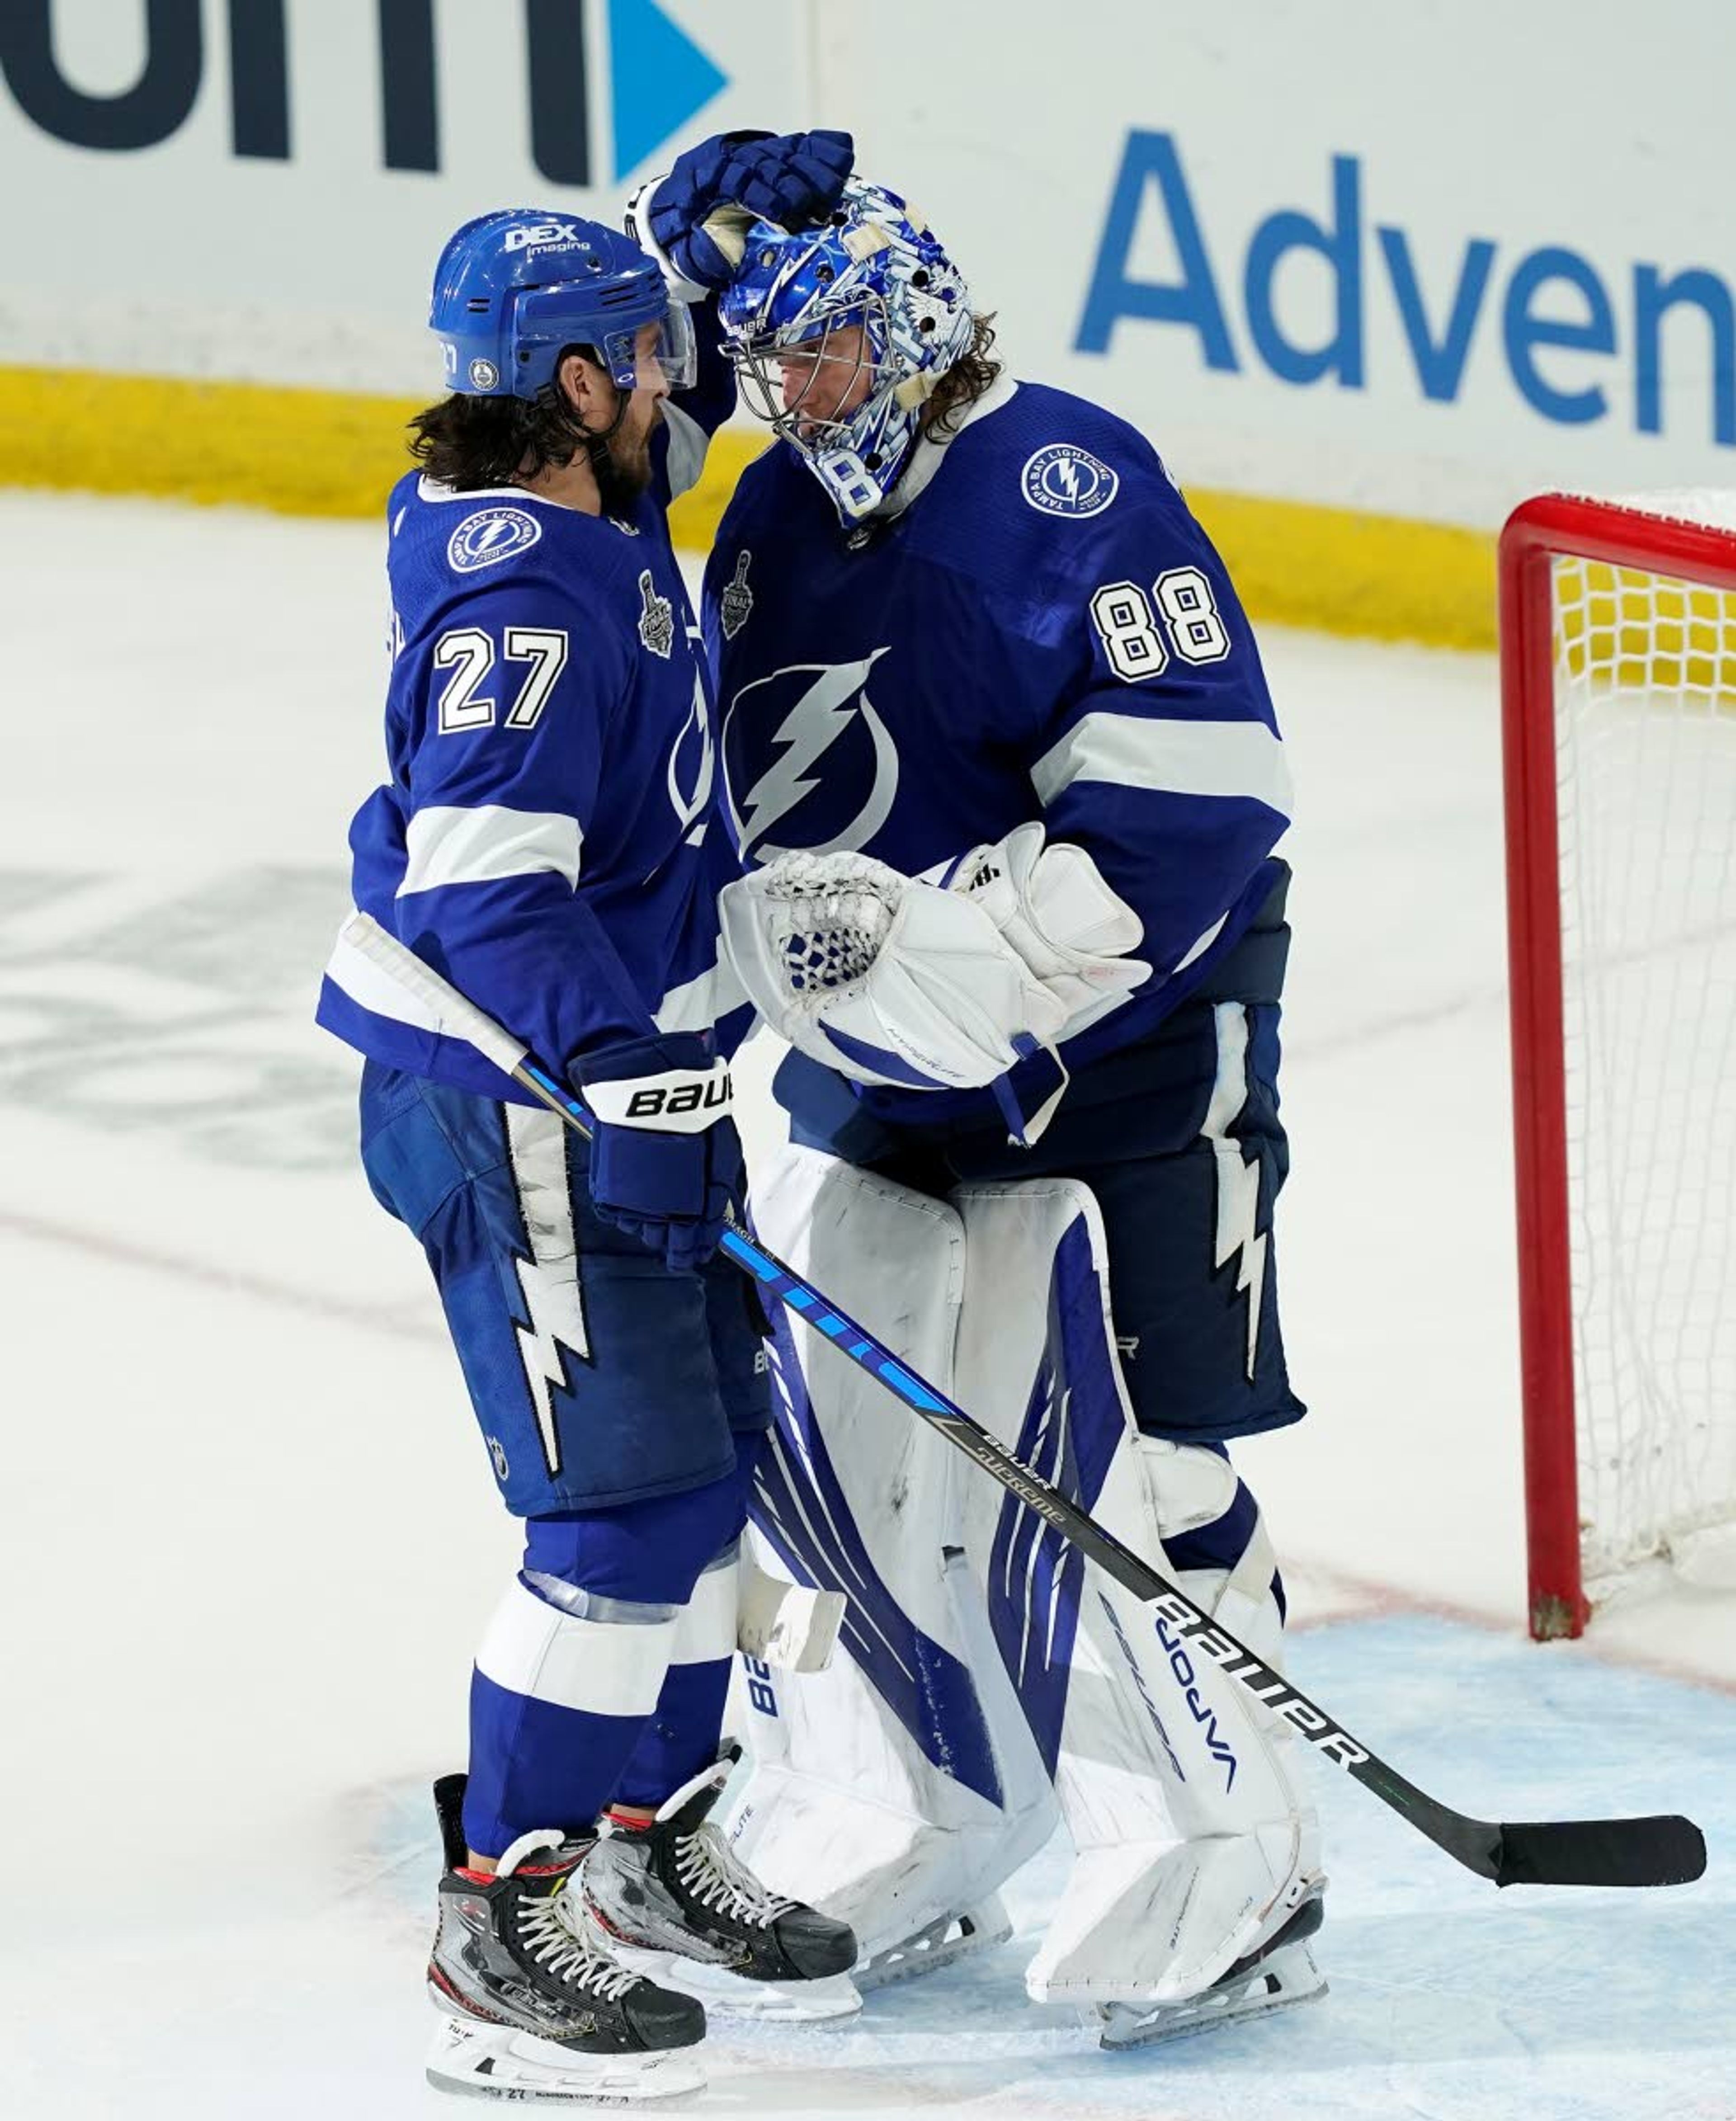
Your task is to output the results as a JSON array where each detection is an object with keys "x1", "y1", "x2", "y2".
[{"x1": 1501, "y1": 491, "x2": 1736, "y2": 1640}]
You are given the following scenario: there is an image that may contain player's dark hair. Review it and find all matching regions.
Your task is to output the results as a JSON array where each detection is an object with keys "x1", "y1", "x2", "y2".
[
  {"x1": 407, "y1": 345, "x2": 612, "y2": 488},
  {"x1": 923, "y1": 311, "x2": 1002, "y2": 441}
]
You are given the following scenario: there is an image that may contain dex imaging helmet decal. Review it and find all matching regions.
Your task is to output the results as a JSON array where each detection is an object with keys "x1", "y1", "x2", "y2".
[
  {"x1": 448, "y1": 506, "x2": 542, "y2": 573},
  {"x1": 1022, "y1": 444, "x2": 1120, "y2": 518}
]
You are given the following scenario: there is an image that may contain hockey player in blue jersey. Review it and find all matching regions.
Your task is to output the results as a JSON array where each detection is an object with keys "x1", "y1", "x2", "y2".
[
  {"x1": 316, "y1": 134, "x2": 859, "y2": 2105},
  {"x1": 665, "y1": 168, "x2": 1324, "y2": 2046}
]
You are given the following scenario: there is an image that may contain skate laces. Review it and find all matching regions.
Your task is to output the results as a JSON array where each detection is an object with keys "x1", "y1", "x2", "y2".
[
  {"x1": 673, "y1": 1823, "x2": 797, "y2": 1929},
  {"x1": 515, "y1": 1881, "x2": 642, "y2": 2003}
]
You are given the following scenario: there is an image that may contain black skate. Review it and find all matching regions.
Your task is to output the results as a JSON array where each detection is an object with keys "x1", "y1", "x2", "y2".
[
  {"x1": 425, "y1": 1773, "x2": 707, "y2": 2103},
  {"x1": 578, "y1": 1749, "x2": 861, "y2": 2021}
]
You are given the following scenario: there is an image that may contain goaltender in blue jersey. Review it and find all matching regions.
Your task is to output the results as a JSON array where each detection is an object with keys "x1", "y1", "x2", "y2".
[
  {"x1": 315, "y1": 134, "x2": 866, "y2": 2109},
  {"x1": 710, "y1": 371, "x2": 1291, "y2": 1137},
  {"x1": 680, "y1": 169, "x2": 1323, "y2": 2054}
]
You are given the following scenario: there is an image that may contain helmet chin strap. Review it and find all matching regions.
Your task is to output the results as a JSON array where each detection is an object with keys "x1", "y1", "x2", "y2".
[
  {"x1": 541, "y1": 367, "x2": 636, "y2": 502},
  {"x1": 571, "y1": 382, "x2": 655, "y2": 517}
]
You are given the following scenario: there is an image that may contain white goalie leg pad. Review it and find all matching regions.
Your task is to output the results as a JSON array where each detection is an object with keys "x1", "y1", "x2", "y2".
[
  {"x1": 947, "y1": 1179, "x2": 1320, "y2": 2012},
  {"x1": 721, "y1": 1142, "x2": 1057, "y2": 1963}
]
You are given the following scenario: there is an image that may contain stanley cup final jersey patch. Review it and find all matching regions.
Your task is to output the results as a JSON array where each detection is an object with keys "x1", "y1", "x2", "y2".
[
  {"x1": 637, "y1": 570, "x2": 675, "y2": 658},
  {"x1": 720, "y1": 550, "x2": 755, "y2": 639}
]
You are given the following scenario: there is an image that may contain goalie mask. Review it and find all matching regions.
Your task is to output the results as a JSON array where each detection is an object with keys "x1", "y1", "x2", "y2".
[{"x1": 718, "y1": 180, "x2": 975, "y2": 522}]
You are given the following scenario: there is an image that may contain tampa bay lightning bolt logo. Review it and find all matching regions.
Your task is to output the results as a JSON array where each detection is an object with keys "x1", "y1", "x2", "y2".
[
  {"x1": 448, "y1": 506, "x2": 542, "y2": 573},
  {"x1": 724, "y1": 650, "x2": 899, "y2": 863},
  {"x1": 1021, "y1": 444, "x2": 1120, "y2": 519}
]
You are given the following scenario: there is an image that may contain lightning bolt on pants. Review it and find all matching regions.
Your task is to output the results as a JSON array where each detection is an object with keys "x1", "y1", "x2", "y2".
[{"x1": 354, "y1": 1061, "x2": 774, "y2": 1852}]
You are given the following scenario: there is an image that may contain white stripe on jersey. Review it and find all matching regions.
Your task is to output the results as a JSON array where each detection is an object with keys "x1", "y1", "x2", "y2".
[
  {"x1": 323, "y1": 919, "x2": 444, "y2": 1036},
  {"x1": 323, "y1": 909, "x2": 740, "y2": 1061},
  {"x1": 1031, "y1": 713, "x2": 1293, "y2": 820},
  {"x1": 398, "y1": 804, "x2": 583, "y2": 897},
  {"x1": 652, "y1": 949, "x2": 748, "y2": 1034}
]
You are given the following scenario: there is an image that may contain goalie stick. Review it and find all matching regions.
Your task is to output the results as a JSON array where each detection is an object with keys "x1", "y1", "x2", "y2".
[{"x1": 340, "y1": 911, "x2": 1706, "y2": 1893}]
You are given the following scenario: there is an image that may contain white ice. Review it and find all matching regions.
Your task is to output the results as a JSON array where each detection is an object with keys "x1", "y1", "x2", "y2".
[{"x1": 0, "y1": 493, "x2": 1728, "y2": 2120}]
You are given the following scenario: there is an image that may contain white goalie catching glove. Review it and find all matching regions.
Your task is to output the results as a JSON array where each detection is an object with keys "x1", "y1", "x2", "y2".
[
  {"x1": 717, "y1": 826, "x2": 1150, "y2": 1098},
  {"x1": 720, "y1": 849, "x2": 1068, "y2": 1092},
  {"x1": 932, "y1": 821, "x2": 1151, "y2": 1039}
]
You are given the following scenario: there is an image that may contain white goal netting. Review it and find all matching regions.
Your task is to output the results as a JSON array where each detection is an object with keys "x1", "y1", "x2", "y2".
[{"x1": 1548, "y1": 491, "x2": 1736, "y2": 1596}]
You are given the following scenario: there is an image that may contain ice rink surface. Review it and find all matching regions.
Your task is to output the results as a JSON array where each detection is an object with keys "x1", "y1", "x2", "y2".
[{"x1": 2, "y1": 492, "x2": 1729, "y2": 2119}]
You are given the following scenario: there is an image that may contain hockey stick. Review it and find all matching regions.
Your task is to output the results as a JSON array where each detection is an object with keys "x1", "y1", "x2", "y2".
[{"x1": 340, "y1": 912, "x2": 1706, "y2": 1892}]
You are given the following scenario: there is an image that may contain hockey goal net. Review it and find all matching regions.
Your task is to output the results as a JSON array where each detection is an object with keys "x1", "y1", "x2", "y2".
[{"x1": 1502, "y1": 491, "x2": 1736, "y2": 1638}]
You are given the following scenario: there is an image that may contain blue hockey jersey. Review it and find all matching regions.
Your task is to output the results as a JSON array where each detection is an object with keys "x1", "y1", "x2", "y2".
[
  {"x1": 319, "y1": 389, "x2": 746, "y2": 1103},
  {"x1": 702, "y1": 375, "x2": 1293, "y2": 1131}
]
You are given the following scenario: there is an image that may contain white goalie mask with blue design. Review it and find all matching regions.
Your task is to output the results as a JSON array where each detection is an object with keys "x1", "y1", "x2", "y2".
[{"x1": 718, "y1": 181, "x2": 976, "y2": 522}]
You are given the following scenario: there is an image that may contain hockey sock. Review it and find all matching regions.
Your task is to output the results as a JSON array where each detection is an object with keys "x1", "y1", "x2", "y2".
[
  {"x1": 611, "y1": 1538, "x2": 741, "y2": 1810},
  {"x1": 462, "y1": 1474, "x2": 746, "y2": 1859}
]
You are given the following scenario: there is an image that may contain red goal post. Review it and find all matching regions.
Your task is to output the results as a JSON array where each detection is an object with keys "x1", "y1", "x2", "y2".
[{"x1": 1500, "y1": 492, "x2": 1736, "y2": 1640}]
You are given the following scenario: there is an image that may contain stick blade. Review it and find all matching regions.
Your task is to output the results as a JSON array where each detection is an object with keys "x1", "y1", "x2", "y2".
[{"x1": 1495, "y1": 1815, "x2": 1707, "y2": 1888}]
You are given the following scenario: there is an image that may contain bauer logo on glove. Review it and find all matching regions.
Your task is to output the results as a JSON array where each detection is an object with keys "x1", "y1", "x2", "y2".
[
  {"x1": 623, "y1": 1074, "x2": 734, "y2": 1124},
  {"x1": 584, "y1": 1053, "x2": 735, "y2": 1133}
]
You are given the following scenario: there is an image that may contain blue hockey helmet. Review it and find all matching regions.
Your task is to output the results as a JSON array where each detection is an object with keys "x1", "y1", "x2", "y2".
[
  {"x1": 718, "y1": 180, "x2": 975, "y2": 520},
  {"x1": 429, "y1": 209, "x2": 695, "y2": 401}
]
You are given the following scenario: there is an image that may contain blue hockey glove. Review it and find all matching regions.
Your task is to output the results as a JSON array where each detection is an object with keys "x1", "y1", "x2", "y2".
[
  {"x1": 571, "y1": 1033, "x2": 742, "y2": 1273},
  {"x1": 646, "y1": 128, "x2": 854, "y2": 289}
]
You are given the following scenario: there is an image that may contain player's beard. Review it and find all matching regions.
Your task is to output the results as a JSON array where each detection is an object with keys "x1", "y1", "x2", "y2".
[{"x1": 590, "y1": 409, "x2": 657, "y2": 518}]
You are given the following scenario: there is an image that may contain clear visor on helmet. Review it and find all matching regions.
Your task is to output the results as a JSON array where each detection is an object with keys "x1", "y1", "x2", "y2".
[
  {"x1": 596, "y1": 302, "x2": 697, "y2": 393},
  {"x1": 727, "y1": 301, "x2": 887, "y2": 450}
]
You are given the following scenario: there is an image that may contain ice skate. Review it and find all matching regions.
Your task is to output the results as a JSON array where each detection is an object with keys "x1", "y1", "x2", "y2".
[
  {"x1": 425, "y1": 1774, "x2": 707, "y2": 2103},
  {"x1": 1094, "y1": 1885, "x2": 1327, "y2": 2050},
  {"x1": 852, "y1": 1895, "x2": 1013, "y2": 1992},
  {"x1": 580, "y1": 1750, "x2": 862, "y2": 2021}
]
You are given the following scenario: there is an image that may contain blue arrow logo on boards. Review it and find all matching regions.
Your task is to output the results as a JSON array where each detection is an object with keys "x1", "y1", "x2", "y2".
[{"x1": 609, "y1": 0, "x2": 728, "y2": 179}]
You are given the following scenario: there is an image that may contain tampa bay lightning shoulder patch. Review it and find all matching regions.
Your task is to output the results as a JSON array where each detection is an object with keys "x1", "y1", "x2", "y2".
[
  {"x1": 448, "y1": 506, "x2": 542, "y2": 573},
  {"x1": 1021, "y1": 444, "x2": 1119, "y2": 519}
]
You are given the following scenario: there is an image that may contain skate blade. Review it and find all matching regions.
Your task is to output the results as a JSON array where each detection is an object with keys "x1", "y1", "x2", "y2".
[
  {"x1": 854, "y1": 1896, "x2": 1014, "y2": 1994},
  {"x1": 608, "y1": 1946, "x2": 862, "y2": 2023},
  {"x1": 1096, "y1": 1945, "x2": 1327, "y2": 2051},
  {"x1": 426, "y1": 2012, "x2": 706, "y2": 2103}
]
